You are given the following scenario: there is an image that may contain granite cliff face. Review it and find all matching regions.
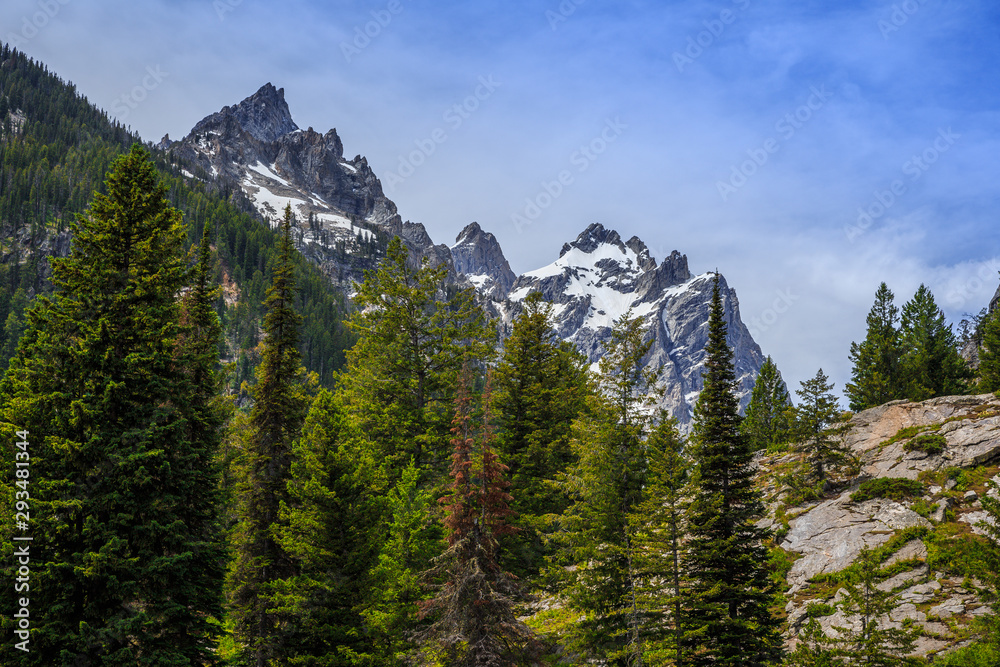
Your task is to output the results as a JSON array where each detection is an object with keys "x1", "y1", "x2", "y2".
[
  {"x1": 765, "y1": 393, "x2": 1000, "y2": 659},
  {"x1": 170, "y1": 85, "x2": 767, "y2": 424}
]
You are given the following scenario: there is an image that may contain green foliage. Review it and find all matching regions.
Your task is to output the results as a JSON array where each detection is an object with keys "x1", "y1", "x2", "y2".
[
  {"x1": 338, "y1": 236, "x2": 495, "y2": 472},
  {"x1": 228, "y1": 205, "x2": 315, "y2": 666},
  {"x1": 555, "y1": 309, "x2": 661, "y2": 665},
  {"x1": 904, "y1": 433, "x2": 946, "y2": 455},
  {"x1": 493, "y1": 290, "x2": 589, "y2": 578},
  {"x1": 0, "y1": 45, "x2": 352, "y2": 388},
  {"x1": 0, "y1": 144, "x2": 226, "y2": 664},
  {"x1": 924, "y1": 521, "x2": 1000, "y2": 582},
  {"x1": 851, "y1": 477, "x2": 925, "y2": 503},
  {"x1": 846, "y1": 282, "x2": 904, "y2": 411},
  {"x1": 683, "y1": 275, "x2": 784, "y2": 666},
  {"x1": 899, "y1": 284, "x2": 971, "y2": 401},
  {"x1": 978, "y1": 306, "x2": 1000, "y2": 392},
  {"x1": 805, "y1": 602, "x2": 837, "y2": 618},
  {"x1": 788, "y1": 547, "x2": 923, "y2": 666},
  {"x1": 792, "y1": 368, "x2": 849, "y2": 482},
  {"x1": 742, "y1": 355, "x2": 793, "y2": 452}
]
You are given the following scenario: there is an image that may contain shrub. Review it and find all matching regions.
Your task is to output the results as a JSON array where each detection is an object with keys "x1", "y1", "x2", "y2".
[
  {"x1": 850, "y1": 477, "x2": 925, "y2": 503},
  {"x1": 903, "y1": 433, "x2": 946, "y2": 455},
  {"x1": 805, "y1": 602, "x2": 836, "y2": 618}
]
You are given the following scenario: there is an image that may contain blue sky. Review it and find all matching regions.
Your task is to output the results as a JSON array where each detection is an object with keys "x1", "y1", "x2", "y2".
[{"x1": 3, "y1": 0, "x2": 999, "y2": 401}]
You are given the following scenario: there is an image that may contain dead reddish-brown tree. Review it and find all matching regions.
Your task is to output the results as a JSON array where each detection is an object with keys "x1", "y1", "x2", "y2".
[{"x1": 417, "y1": 366, "x2": 540, "y2": 666}]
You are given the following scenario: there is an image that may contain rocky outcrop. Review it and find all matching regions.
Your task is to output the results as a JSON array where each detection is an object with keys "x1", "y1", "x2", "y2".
[{"x1": 773, "y1": 393, "x2": 1000, "y2": 660}]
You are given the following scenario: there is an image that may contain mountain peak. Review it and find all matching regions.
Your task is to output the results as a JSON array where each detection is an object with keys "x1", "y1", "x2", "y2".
[
  {"x1": 451, "y1": 222, "x2": 516, "y2": 299},
  {"x1": 560, "y1": 222, "x2": 623, "y2": 257},
  {"x1": 191, "y1": 82, "x2": 298, "y2": 144}
]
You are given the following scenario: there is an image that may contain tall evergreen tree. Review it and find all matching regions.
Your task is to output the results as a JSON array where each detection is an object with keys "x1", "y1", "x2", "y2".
[
  {"x1": 0, "y1": 144, "x2": 224, "y2": 665},
  {"x1": 272, "y1": 388, "x2": 384, "y2": 664},
  {"x1": 338, "y1": 236, "x2": 494, "y2": 472},
  {"x1": 977, "y1": 306, "x2": 1000, "y2": 393},
  {"x1": 846, "y1": 282, "x2": 903, "y2": 411},
  {"x1": 683, "y1": 274, "x2": 783, "y2": 667},
  {"x1": 229, "y1": 204, "x2": 313, "y2": 667},
  {"x1": 558, "y1": 310, "x2": 661, "y2": 665},
  {"x1": 898, "y1": 284, "x2": 970, "y2": 401},
  {"x1": 493, "y1": 290, "x2": 590, "y2": 577},
  {"x1": 791, "y1": 369, "x2": 847, "y2": 483},
  {"x1": 742, "y1": 355, "x2": 793, "y2": 452},
  {"x1": 418, "y1": 368, "x2": 536, "y2": 666},
  {"x1": 630, "y1": 415, "x2": 691, "y2": 666}
]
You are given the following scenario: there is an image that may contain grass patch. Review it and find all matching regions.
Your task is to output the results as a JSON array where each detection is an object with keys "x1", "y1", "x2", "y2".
[
  {"x1": 851, "y1": 477, "x2": 925, "y2": 503},
  {"x1": 904, "y1": 433, "x2": 947, "y2": 455},
  {"x1": 880, "y1": 425, "x2": 933, "y2": 448},
  {"x1": 925, "y1": 521, "x2": 1000, "y2": 585}
]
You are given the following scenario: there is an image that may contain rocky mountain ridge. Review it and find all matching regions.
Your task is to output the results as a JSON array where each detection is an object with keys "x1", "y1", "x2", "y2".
[
  {"x1": 170, "y1": 83, "x2": 766, "y2": 423},
  {"x1": 765, "y1": 393, "x2": 1000, "y2": 659}
]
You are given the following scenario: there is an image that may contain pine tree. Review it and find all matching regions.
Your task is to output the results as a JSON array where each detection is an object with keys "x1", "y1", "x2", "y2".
[
  {"x1": 273, "y1": 388, "x2": 385, "y2": 664},
  {"x1": 786, "y1": 547, "x2": 920, "y2": 666},
  {"x1": 339, "y1": 236, "x2": 495, "y2": 471},
  {"x1": 229, "y1": 204, "x2": 313, "y2": 667},
  {"x1": 977, "y1": 306, "x2": 1000, "y2": 393},
  {"x1": 792, "y1": 369, "x2": 848, "y2": 483},
  {"x1": 0, "y1": 144, "x2": 224, "y2": 665},
  {"x1": 846, "y1": 283, "x2": 903, "y2": 411},
  {"x1": 361, "y1": 463, "x2": 440, "y2": 666},
  {"x1": 683, "y1": 274, "x2": 783, "y2": 667},
  {"x1": 493, "y1": 290, "x2": 590, "y2": 577},
  {"x1": 899, "y1": 284, "x2": 970, "y2": 401},
  {"x1": 558, "y1": 310, "x2": 661, "y2": 665},
  {"x1": 417, "y1": 368, "x2": 537, "y2": 666},
  {"x1": 742, "y1": 355, "x2": 793, "y2": 452},
  {"x1": 630, "y1": 415, "x2": 690, "y2": 666}
]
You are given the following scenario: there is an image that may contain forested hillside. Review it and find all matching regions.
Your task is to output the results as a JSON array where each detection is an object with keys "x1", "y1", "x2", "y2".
[{"x1": 0, "y1": 44, "x2": 352, "y2": 388}]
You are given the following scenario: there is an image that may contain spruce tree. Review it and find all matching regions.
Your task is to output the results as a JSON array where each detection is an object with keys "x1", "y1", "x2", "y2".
[
  {"x1": 493, "y1": 290, "x2": 590, "y2": 577},
  {"x1": 742, "y1": 355, "x2": 793, "y2": 452},
  {"x1": 977, "y1": 307, "x2": 1000, "y2": 393},
  {"x1": 791, "y1": 369, "x2": 848, "y2": 483},
  {"x1": 339, "y1": 236, "x2": 494, "y2": 471},
  {"x1": 684, "y1": 274, "x2": 783, "y2": 667},
  {"x1": 229, "y1": 204, "x2": 312, "y2": 667},
  {"x1": 630, "y1": 415, "x2": 690, "y2": 666},
  {"x1": 846, "y1": 282, "x2": 903, "y2": 411},
  {"x1": 0, "y1": 144, "x2": 224, "y2": 665},
  {"x1": 898, "y1": 284, "x2": 970, "y2": 401},
  {"x1": 273, "y1": 389, "x2": 385, "y2": 664},
  {"x1": 558, "y1": 310, "x2": 661, "y2": 665}
]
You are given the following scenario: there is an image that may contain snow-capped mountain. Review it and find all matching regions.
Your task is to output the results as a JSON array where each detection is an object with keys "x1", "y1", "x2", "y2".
[
  {"x1": 168, "y1": 83, "x2": 454, "y2": 288},
  {"x1": 501, "y1": 223, "x2": 764, "y2": 428},
  {"x1": 169, "y1": 84, "x2": 764, "y2": 424}
]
